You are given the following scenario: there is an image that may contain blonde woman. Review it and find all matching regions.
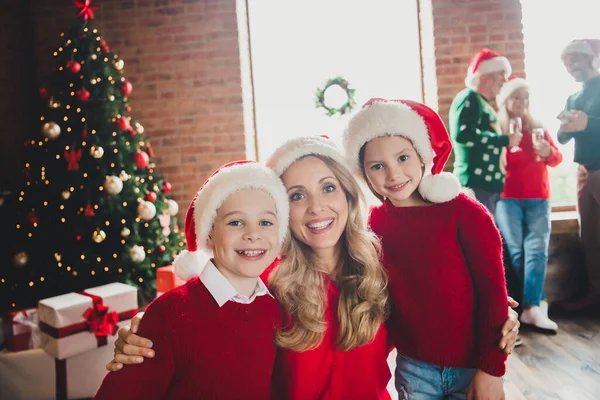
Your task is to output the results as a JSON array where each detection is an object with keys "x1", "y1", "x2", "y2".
[
  {"x1": 496, "y1": 77, "x2": 563, "y2": 332},
  {"x1": 105, "y1": 137, "x2": 520, "y2": 399}
]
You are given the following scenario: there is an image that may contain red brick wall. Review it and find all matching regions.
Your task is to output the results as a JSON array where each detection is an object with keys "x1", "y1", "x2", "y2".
[
  {"x1": 2, "y1": 0, "x2": 246, "y2": 208},
  {"x1": 429, "y1": 0, "x2": 525, "y2": 126}
]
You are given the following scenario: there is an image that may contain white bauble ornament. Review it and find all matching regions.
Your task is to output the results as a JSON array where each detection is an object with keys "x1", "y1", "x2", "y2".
[
  {"x1": 42, "y1": 122, "x2": 61, "y2": 139},
  {"x1": 121, "y1": 227, "x2": 131, "y2": 237},
  {"x1": 137, "y1": 201, "x2": 156, "y2": 220},
  {"x1": 129, "y1": 245, "x2": 145, "y2": 262},
  {"x1": 167, "y1": 199, "x2": 179, "y2": 216},
  {"x1": 104, "y1": 175, "x2": 123, "y2": 195}
]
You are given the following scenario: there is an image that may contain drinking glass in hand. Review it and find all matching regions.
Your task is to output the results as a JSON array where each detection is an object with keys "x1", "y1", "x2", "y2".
[
  {"x1": 532, "y1": 128, "x2": 545, "y2": 161},
  {"x1": 509, "y1": 117, "x2": 522, "y2": 153}
]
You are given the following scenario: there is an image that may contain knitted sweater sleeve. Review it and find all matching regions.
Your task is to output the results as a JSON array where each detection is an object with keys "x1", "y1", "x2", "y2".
[
  {"x1": 456, "y1": 196, "x2": 508, "y2": 377},
  {"x1": 94, "y1": 300, "x2": 175, "y2": 399},
  {"x1": 453, "y1": 92, "x2": 510, "y2": 149}
]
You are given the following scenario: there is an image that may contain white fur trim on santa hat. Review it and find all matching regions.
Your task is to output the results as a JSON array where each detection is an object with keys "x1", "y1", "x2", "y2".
[
  {"x1": 496, "y1": 77, "x2": 528, "y2": 106},
  {"x1": 562, "y1": 40, "x2": 600, "y2": 69},
  {"x1": 267, "y1": 136, "x2": 349, "y2": 176},
  {"x1": 193, "y1": 163, "x2": 289, "y2": 257},
  {"x1": 418, "y1": 172, "x2": 462, "y2": 203},
  {"x1": 173, "y1": 249, "x2": 210, "y2": 282},
  {"x1": 465, "y1": 56, "x2": 512, "y2": 90},
  {"x1": 343, "y1": 100, "x2": 434, "y2": 175}
]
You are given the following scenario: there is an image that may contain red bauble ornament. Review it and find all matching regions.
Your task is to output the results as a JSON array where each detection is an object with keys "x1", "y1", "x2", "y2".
[
  {"x1": 100, "y1": 40, "x2": 109, "y2": 52},
  {"x1": 147, "y1": 145, "x2": 154, "y2": 158},
  {"x1": 76, "y1": 88, "x2": 90, "y2": 101},
  {"x1": 27, "y1": 210, "x2": 39, "y2": 225},
  {"x1": 146, "y1": 192, "x2": 157, "y2": 202},
  {"x1": 39, "y1": 88, "x2": 49, "y2": 99},
  {"x1": 134, "y1": 150, "x2": 149, "y2": 168},
  {"x1": 121, "y1": 81, "x2": 133, "y2": 97},
  {"x1": 76, "y1": 235, "x2": 82, "y2": 241},
  {"x1": 158, "y1": 245, "x2": 166, "y2": 253},
  {"x1": 67, "y1": 61, "x2": 81, "y2": 73},
  {"x1": 125, "y1": 106, "x2": 132, "y2": 112},
  {"x1": 163, "y1": 181, "x2": 172, "y2": 193},
  {"x1": 115, "y1": 116, "x2": 130, "y2": 131}
]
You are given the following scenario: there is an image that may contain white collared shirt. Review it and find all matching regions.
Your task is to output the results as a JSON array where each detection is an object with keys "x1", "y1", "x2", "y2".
[{"x1": 199, "y1": 260, "x2": 274, "y2": 307}]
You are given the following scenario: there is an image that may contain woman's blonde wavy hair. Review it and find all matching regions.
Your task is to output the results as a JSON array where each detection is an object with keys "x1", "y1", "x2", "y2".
[{"x1": 268, "y1": 154, "x2": 389, "y2": 352}]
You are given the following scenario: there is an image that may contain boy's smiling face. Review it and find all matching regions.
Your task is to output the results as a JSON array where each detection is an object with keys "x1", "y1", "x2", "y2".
[{"x1": 208, "y1": 189, "x2": 280, "y2": 283}]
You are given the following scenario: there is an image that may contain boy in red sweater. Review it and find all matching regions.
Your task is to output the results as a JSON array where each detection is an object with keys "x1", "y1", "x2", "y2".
[
  {"x1": 94, "y1": 161, "x2": 290, "y2": 400},
  {"x1": 343, "y1": 99, "x2": 509, "y2": 399}
]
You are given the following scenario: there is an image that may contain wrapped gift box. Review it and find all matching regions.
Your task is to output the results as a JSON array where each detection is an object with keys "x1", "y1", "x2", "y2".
[
  {"x1": 38, "y1": 282, "x2": 138, "y2": 360},
  {"x1": 0, "y1": 340, "x2": 122, "y2": 400},
  {"x1": 2, "y1": 308, "x2": 40, "y2": 352},
  {"x1": 156, "y1": 265, "x2": 185, "y2": 297}
]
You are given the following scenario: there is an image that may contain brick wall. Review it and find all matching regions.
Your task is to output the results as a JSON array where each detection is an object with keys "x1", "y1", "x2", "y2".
[
  {"x1": 429, "y1": 0, "x2": 525, "y2": 126},
  {"x1": 1, "y1": 0, "x2": 246, "y2": 209}
]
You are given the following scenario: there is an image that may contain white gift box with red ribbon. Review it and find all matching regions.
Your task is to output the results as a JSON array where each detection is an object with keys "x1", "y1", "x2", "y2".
[{"x1": 38, "y1": 282, "x2": 138, "y2": 360}]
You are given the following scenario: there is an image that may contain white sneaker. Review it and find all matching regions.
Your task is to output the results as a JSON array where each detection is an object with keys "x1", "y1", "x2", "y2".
[
  {"x1": 540, "y1": 300, "x2": 549, "y2": 317},
  {"x1": 520, "y1": 306, "x2": 558, "y2": 332}
]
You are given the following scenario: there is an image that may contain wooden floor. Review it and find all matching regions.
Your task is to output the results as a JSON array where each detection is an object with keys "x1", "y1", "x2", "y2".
[
  {"x1": 504, "y1": 313, "x2": 600, "y2": 400},
  {"x1": 387, "y1": 314, "x2": 600, "y2": 400}
]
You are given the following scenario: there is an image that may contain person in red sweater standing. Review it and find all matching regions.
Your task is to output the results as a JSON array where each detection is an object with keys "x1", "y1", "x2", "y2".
[
  {"x1": 495, "y1": 77, "x2": 563, "y2": 332},
  {"x1": 343, "y1": 99, "x2": 510, "y2": 400},
  {"x1": 94, "y1": 161, "x2": 290, "y2": 400}
]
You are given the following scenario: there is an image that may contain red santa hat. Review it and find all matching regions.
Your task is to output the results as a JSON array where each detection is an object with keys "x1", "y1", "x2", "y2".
[
  {"x1": 173, "y1": 160, "x2": 290, "y2": 281},
  {"x1": 266, "y1": 135, "x2": 350, "y2": 176},
  {"x1": 465, "y1": 48, "x2": 512, "y2": 89},
  {"x1": 496, "y1": 76, "x2": 528, "y2": 106},
  {"x1": 561, "y1": 39, "x2": 600, "y2": 69},
  {"x1": 342, "y1": 98, "x2": 461, "y2": 203}
]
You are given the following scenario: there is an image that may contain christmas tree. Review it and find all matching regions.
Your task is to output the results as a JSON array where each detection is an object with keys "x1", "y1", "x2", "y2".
[{"x1": 0, "y1": 0, "x2": 185, "y2": 312}]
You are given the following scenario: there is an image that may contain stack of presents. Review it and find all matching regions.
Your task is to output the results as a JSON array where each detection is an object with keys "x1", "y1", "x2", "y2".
[{"x1": 0, "y1": 266, "x2": 185, "y2": 400}]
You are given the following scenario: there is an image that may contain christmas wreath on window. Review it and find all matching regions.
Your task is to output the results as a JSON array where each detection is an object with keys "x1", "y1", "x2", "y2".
[{"x1": 314, "y1": 77, "x2": 356, "y2": 116}]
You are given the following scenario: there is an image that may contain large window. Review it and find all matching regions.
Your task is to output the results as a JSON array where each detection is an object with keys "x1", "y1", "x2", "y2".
[
  {"x1": 247, "y1": 0, "x2": 422, "y2": 161},
  {"x1": 521, "y1": 0, "x2": 599, "y2": 206}
]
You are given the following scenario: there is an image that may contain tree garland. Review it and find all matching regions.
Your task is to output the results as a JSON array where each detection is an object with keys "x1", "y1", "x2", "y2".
[{"x1": 314, "y1": 77, "x2": 356, "y2": 116}]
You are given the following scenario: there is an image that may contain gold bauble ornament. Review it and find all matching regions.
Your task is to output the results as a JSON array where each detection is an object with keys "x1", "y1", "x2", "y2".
[
  {"x1": 48, "y1": 98, "x2": 61, "y2": 108},
  {"x1": 119, "y1": 170, "x2": 130, "y2": 181},
  {"x1": 13, "y1": 251, "x2": 28, "y2": 267},
  {"x1": 92, "y1": 229, "x2": 107, "y2": 243},
  {"x1": 62, "y1": 190, "x2": 71, "y2": 200},
  {"x1": 121, "y1": 227, "x2": 131, "y2": 237},
  {"x1": 42, "y1": 122, "x2": 61, "y2": 139},
  {"x1": 54, "y1": 253, "x2": 62, "y2": 262},
  {"x1": 90, "y1": 145, "x2": 104, "y2": 159},
  {"x1": 91, "y1": 54, "x2": 98, "y2": 60},
  {"x1": 115, "y1": 59, "x2": 124, "y2": 70}
]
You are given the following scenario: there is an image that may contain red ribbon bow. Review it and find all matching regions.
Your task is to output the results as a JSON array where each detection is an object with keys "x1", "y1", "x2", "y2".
[
  {"x1": 64, "y1": 149, "x2": 82, "y2": 171},
  {"x1": 73, "y1": 0, "x2": 98, "y2": 21},
  {"x1": 81, "y1": 292, "x2": 119, "y2": 343}
]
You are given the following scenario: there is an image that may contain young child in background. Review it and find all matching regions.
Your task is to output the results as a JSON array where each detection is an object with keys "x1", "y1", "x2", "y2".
[
  {"x1": 94, "y1": 161, "x2": 289, "y2": 400},
  {"x1": 343, "y1": 98, "x2": 509, "y2": 400}
]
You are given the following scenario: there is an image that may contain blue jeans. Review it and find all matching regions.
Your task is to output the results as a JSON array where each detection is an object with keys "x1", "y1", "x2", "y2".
[
  {"x1": 395, "y1": 353, "x2": 476, "y2": 399},
  {"x1": 495, "y1": 199, "x2": 551, "y2": 307}
]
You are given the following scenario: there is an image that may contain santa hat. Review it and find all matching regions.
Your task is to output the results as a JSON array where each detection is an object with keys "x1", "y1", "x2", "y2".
[
  {"x1": 266, "y1": 135, "x2": 349, "y2": 176},
  {"x1": 465, "y1": 48, "x2": 512, "y2": 89},
  {"x1": 561, "y1": 39, "x2": 600, "y2": 69},
  {"x1": 496, "y1": 76, "x2": 528, "y2": 106},
  {"x1": 342, "y1": 98, "x2": 461, "y2": 203},
  {"x1": 173, "y1": 160, "x2": 290, "y2": 281}
]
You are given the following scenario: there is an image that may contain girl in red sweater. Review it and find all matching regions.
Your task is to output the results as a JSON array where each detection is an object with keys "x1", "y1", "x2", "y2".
[
  {"x1": 94, "y1": 161, "x2": 290, "y2": 400},
  {"x1": 343, "y1": 98, "x2": 510, "y2": 400},
  {"x1": 495, "y1": 77, "x2": 563, "y2": 332}
]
